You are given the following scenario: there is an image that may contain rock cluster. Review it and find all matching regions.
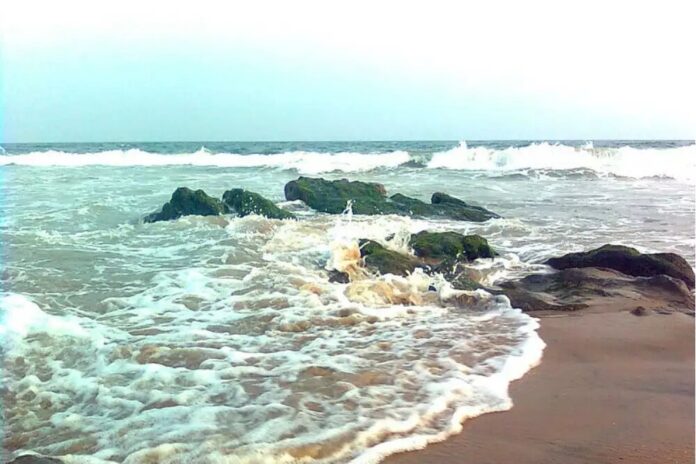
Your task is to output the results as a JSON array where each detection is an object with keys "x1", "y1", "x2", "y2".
[
  {"x1": 141, "y1": 178, "x2": 694, "y2": 316},
  {"x1": 144, "y1": 187, "x2": 295, "y2": 222}
]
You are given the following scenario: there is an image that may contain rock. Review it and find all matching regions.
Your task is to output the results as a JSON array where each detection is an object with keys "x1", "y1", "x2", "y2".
[
  {"x1": 387, "y1": 193, "x2": 500, "y2": 221},
  {"x1": 430, "y1": 192, "x2": 502, "y2": 222},
  {"x1": 8, "y1": 456, "x2": 64, "y2": 464},
  {"x1": 284, "y1": 177, "x2": 499, "y2": 221},
  {"x1": 496, "y1": 267, "x2": 695, "y2": 313},
  {"x1": 328, "y1": 270, "x2": 350, "y2": 283},
  {"x1": 222, "y1": 189, "x2": 295, "y2": 220},
  {"x1": 409, "y1": 231, "x2": 496, "y2": 262},
  {"x1": 144, "y1": 187, "x2": 227, "y2": 222},
  {"x1": 631, "y1": 306, "x2": 652, "y2": 316},
  {"x1": 545, "y1": 244, "x2": 695, "y2": 289},
  {"x1": 359, "y1": 240, "x2": 423, "y2": 276},
  {"x1": 285, "y1": 177, "x2": 390, "y2": 214}
]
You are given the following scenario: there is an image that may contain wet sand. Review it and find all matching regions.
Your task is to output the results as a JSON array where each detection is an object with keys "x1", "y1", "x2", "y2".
[{"x1": 385, "y1": 310, "x2": 695, "y2": 464}]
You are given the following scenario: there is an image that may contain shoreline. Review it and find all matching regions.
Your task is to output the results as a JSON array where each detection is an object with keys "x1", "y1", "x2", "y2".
[{"x1": 384, "y1": 310, "x2": 695, "y2": 464}]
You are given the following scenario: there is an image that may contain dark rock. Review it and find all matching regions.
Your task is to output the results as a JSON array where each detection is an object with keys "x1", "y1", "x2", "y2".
[
  {"x1": 284, "y1": 177, "x2": 499, "y2": 221},
  {"x1": 387, "y1": 193, "x2": 500, "y2": 221},
  {"x1": 145, "y1": 187, "x2": 227, "y2": 222},
  {"x1": 8, "y1": 456, "x2": 64, "y2": 464},
  {"x1": 328, "y1": 270, "x2": 350, "y2": 283},
  {"x1": 359, "y1": 239, "x2": 423, "y2": 276},
  {"x1": 496, "y1": 267, "x2": 695, "y2": 313},
  {"x1": 631, "y1": 306, "x2": 652, "y2": 316},
  {"x1": 409, "y1": 231, "x2": 496, "y2": 262},
  {"x1": 430, "y1": 192, "x2": 502, "y2": 222},
  {"x1": 545, "y1": 244, "x2": 695, "y2": 289},
  {"x1": 222, "y1": 189, "x2": 295, "y2": 220}
]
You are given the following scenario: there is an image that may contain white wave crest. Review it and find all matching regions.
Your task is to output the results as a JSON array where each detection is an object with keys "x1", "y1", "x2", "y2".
[
  {"x1": 0, "y1": 148, "x2": 411, "y2": 175},
  {"x1": 428, "y1": 141, "x2": 696, "y2": 181}
]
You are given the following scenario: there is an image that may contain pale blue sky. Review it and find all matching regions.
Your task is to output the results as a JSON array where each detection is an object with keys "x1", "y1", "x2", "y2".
[{"x1": 1, "y1": 1, "x2": 694, "y2": 143}]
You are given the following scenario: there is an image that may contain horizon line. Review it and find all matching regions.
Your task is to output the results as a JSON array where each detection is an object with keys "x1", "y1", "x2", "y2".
[{"x1": 2, "y1": 138, "x2": 694, "y2": 146}]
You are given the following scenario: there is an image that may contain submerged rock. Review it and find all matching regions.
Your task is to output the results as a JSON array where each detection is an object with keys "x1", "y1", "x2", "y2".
[
  {"x1": 496, "y1": 267, "x2": 695, "y2": 313},
  {"x1": 359, "y1": 239, "x2": 423, "y2": 276},
  {"x1": 284, "y1": 176, "x2": 499, "y2": 221},
  {"x1": 328, "y1": 270, "x2": 351, "y2": 283},
  {"x1": 546, "y1": 244, "x2": 695, "y2": 288},
  {"x1": 8, "y1": 456, "x2": 64, "y2": 464},
  {"x1": 630, "y1": 306, "x2": 652, "y2": 316},
  {"x1": 222, "y1": 189, "x2": 295, "y2": 219},
  {"x1": 144, "y1": 187, "x2": 227, "y2": 222},
  {"x1": 447, "y1": 270, "x2": 484, "y2": 291}
]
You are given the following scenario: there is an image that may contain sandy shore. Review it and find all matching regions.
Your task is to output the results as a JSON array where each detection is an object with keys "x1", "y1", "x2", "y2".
[{"x1": 385, "y1": 310, "x2": 695, "y2": 464}]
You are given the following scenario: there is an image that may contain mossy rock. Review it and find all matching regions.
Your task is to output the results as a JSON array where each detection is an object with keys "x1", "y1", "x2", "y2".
[
  {"x1": 545, "y1": 244, "x2": 695, "y2": 289},
  {"x1": 144, "y1": 187, "x2": 227, "y2": 222},
  {"x1": 285, "y1": 177, "x2": 390, "y2": 214},
  {"x1": 430, "y1": 192, "x2": 501, "y2": 222},
  {"x1": 284, "y1": 177, "x2": 500, "y2": 222},
  {"x1": 359, "y1": 239, "x2": 423, "y2": 276},
  {"x1": 409, "y1": 231, "x2": 496, "y2": 262},
  {"x1": 222, "y1": 189, "x2": 295, "y2": 220}
]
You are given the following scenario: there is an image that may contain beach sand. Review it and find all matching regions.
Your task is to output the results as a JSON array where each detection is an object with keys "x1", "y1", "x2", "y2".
[{"x1": 385, "y1": 310, "x2": 695, "y2": 464}]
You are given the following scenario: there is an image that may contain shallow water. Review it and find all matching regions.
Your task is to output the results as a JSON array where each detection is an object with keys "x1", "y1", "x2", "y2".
[{"x1": 1, "y1": 140, "x2": 694, "y2": 463}]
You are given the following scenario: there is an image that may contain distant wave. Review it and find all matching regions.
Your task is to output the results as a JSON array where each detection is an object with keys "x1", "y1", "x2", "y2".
[
  {"x1": 1, "y1": 141, "x2": 694, "y2": 180},
  {"x1": 0, "y1": 148, "x2": 411, "y2": 175},
  {"x1": 428, "y1": 141, "x2": 696, "y2": 181}
]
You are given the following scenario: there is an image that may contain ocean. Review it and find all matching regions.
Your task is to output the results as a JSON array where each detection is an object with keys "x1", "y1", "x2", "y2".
[{"x1": 1, "y1": 140, "x2": 694, "y2": 463}]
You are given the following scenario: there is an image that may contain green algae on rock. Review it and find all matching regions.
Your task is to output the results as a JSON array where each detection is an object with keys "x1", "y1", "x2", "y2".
[
  {"x1": 409, "y1": 231, "x2": 496, "y2": 262},
  {"x1": 144, "y1": 187, "x2": 227, "y2": 222},
  {"x1": 222, "y1": 188, "x2": 295, "y2": 220},
  {"x1": 284, "y1": 176, "x2": 500, "y2": 221},
  {"x1": 356, "y1": 231, "x2": 495, "y2": 280},
  {"x1": 285, "y1": 177, "x2": 391, "y2": 214},
  {"x1": 358, "y1": 239, "x2": 424, "y2": 276}
]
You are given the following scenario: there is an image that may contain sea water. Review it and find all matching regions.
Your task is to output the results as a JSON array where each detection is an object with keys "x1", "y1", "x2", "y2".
[{"x1": 1, "y1": 140, "x2": 694, "y2": 463}]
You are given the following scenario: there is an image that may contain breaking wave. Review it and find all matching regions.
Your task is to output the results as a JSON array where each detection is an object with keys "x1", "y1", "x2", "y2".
[
  {"x1": 428, "y1": 141, "x2": 696, "y2": 181},
  {"x1": 1, "y1": 141, "x2": 694, "y2": 180},
  {"x1": 0, "y1": 148, "x2": 411, "y2": 175}
]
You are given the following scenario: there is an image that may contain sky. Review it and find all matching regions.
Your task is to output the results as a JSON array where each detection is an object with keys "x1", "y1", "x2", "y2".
[{"x1": 1, "y1": 0, "x2": 695, "y2": 142}]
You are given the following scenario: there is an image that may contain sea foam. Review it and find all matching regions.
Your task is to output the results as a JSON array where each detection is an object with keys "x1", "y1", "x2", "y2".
[{"x1": 2, "y1": 213, "x2": 544, "y2": 464}]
